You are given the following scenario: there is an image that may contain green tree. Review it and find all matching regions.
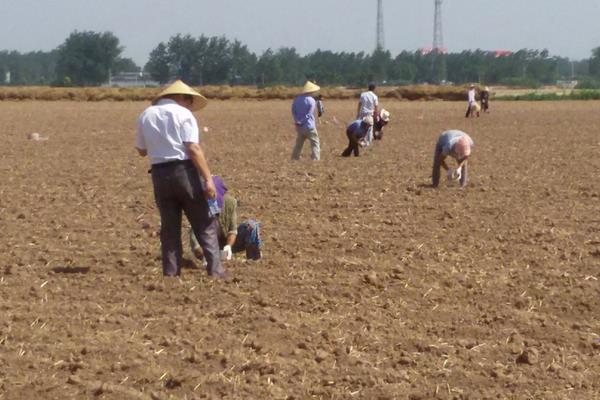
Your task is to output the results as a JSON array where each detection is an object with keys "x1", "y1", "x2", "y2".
[
  {"x1": 145, "y1": 43, "x2": 170, "y2": 83},
  {"x1": 589, "y1": 47, "x2": 600, "y2": 77},
  {"x1": 113, "y1": 57, "x2": 139, "y2": 73},
  {"x1": 55, "y1": 31, "x2": 122, "y2": 86}
]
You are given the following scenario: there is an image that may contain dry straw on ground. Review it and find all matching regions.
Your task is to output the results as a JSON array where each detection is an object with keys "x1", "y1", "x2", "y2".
[{"x1": 0, "y1": 85, "x2": 470, "y2": 102}]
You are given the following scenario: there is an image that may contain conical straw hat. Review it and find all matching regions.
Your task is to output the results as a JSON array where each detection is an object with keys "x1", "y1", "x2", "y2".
[
  {"x1": 152, "y1": 80, "x2": 208, "y2": 111},
  {"x1": 302, "y1": 81, "x2": 320, "y2": 94}
]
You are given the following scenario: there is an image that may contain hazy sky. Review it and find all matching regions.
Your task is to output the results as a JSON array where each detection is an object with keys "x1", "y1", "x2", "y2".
[{"x1": 2, "y1": 0, "x2": 598, "y2": 66}]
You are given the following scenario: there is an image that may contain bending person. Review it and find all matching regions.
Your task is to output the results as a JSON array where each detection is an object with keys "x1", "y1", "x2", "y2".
[
  {"x1": 432, "y1": 130, "x2": 474, "y2": 188},
  {"x1": 190, "y1": 177, "x2": 262, "y2": 262},
  {"x1": 341, "y1": 116, "x2": 374, "y2": 157}
]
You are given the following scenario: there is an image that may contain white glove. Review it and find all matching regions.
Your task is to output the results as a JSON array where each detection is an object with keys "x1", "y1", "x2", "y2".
[
  {"x1": 447, "y1": 167, "x2": 461, "y2": 181},
  {"x1": 454, "y1": 166, "x2": 462, "y2": 181},
  {"x1": 220, "y1": 245, "x2": 232, "y2": 261}
]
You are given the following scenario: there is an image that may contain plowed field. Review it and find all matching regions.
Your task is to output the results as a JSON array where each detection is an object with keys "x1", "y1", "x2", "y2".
[{"x1": 1, "y1": 100, "x2": 599, "y2": 399}]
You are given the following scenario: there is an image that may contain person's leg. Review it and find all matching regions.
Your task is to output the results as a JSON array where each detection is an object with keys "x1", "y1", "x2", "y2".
[
  {"x1": 465, "y1": 104, "x2": 471, "y2": 118},
  {"x1": 152, "y1": 170, "x2": 183, "y2": 276},
  {"x1": 307, "y1": 128, "x2": 320, "y2": 160},
  {"x1": 432, "y1": 144, "x2": 443, "y2": 188},
  {"x1": 291, "y1": 127, "x2": 307, "y2": 160},
  {"x1": 351, "y1": 135, "x2": 360, "y2": 156},
  {"x1": 235, "y1": 220, "x2": 262, "y2": 260},
  {"x1": 459, "y1": 162, "x2": 468, "y2": 187},
  {"x1": 366, "y1": 125, "x2": 374, "y2": 146},
  {"x1": 178, "y1": 165, "x2": 224, "y2": 277},
  {"x1": 342, "y1": 131, "x2": 353, "y2": 157}
]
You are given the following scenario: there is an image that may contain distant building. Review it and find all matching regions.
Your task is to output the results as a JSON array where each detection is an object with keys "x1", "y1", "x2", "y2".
[
  {"x1": 485, "y1": 50, "x2": 513, "y2": 58},
  {"x1": 104, "y1": 72, "x2": 158, "y2": 88},
  {"x1": 418, "y1": 47, "x2": 448, "y2": 55},
  {"x1": 556, "y1": 80, "x2": 578, "y2": 89}
]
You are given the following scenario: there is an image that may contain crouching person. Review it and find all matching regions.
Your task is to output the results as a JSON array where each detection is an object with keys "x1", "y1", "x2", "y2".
[
  {"x1": 341, "y1": 116, "x2": 374, "y2": 157},
  {"x1": 190, "y1": 177, "x2": 262, "y2": 262},
  {"x1": 373, "y1": 109, "x2": 390, "y2": 140},
  {"x1": 432, "y1": 130, "x2": 474, "y2": 188}
]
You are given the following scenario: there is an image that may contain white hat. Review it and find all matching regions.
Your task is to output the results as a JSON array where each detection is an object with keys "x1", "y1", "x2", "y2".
[
  {"x1": 302, "y1": 81, "x2": 320, "y2": 94},
  {"x1": 379, "y1": 109, "x2": 390, "y2": 122}
]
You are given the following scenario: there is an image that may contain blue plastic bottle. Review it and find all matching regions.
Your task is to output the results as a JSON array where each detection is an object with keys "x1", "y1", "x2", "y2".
[
  {"x1": 200, "y1": 177, "x2": 220, "y2": 217},
  {"x1": 207, "y1": 197, "x2": 220, "y2": 218}
]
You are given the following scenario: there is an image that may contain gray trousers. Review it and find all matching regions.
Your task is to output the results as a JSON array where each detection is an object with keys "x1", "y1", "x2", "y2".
[
  {"x1": 291, "y1": 126, "x2": 320, "y2": 160},
  {"x1": 432, "y1": 143, "x2": 468, "y2": 188},
  {"x1": 151, "y1": 160, "x2": 224, "y2": 277}
]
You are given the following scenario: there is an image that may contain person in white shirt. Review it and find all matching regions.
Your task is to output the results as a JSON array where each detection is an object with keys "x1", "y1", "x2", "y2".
[
  {"x1": 356, "y1": 83, "x2": 379, "y2": 147},
  {"x1": 135, "y1": 80, "x2": 224, "y2": 278},
  {"x1": 465, "y1": 84, "x2": 479, "y2": 118}
]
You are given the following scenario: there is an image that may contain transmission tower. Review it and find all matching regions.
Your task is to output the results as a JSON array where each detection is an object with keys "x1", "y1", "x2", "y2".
[
  {"x1": 376, "y1": 0, "x2": 385, "y2": 51},
  {"x1": 431, "y1": 0, "x2": 447, "y2": 83},
  {"x1": 433, "y1": 0, "x2": 444, "y2": 52}
]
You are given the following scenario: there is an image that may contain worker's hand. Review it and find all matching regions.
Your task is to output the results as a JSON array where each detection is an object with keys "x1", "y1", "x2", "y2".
[
  {"x1": 203, "y1": 176, "x2": 217, "y2": 199},
  {"x1": 221, "y1": 245, "x2": 232, "y2": 261}
]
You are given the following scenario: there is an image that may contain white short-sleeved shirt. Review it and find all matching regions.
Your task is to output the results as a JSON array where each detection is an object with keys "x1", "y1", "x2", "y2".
[
  {"x1": 467, "y1": 89, "x2": 476, "y2": 103},
  {"x1": 358, "y1": 91, "x2": 379, "y2": 118},
  {"x1": 135, "y1": 98, "x2": 200, "y2": 165}
]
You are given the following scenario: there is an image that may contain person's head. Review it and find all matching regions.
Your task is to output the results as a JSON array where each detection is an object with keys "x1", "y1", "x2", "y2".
[
  {"x1": 302, "y1": 81, "x2": 320, "y2": 95},
  {"x1": 379, "y1": 109, "x2": 390, "y2": 124},
  {"x1": 165, "y1": 94, "x2": 194, "y2": 109},
  {"x1": 368, "y1": 82, "x2": 376, "y2": 91},
  {"x1": 454, "y1": 136, "x2": 472, "y2": 161},
  {"x1": 361, "y1": 115, "x2": 374, "y2": 128},
  {"x1": 469, "y1": 84, "x2": 475, "y2": 90},
  {"x1": 152, "y1": 80, "x2": 208, "y2": 111}
]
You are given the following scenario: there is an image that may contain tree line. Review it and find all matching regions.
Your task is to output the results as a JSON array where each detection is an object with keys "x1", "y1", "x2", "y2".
[{"x1": 1, "y1": 30, "x2": 600, "y2": 88}]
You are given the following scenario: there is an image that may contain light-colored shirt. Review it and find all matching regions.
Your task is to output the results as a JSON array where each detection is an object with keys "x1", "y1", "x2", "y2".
[
  {"x1": 357, "y1": 90, "x2": 378, "y2": 118},
  {"x1": 291, "y1": 95, "x2": 317, "y2": 130},
  {"x1": 135, "y1": 98, "x2": 200, "y2": 165},
  {"x1": 467, "y1": 89, "x2": 476, "y2": 104},
  {"x1": 438, "y1": 130, "x2": 474, "y2": 158}
]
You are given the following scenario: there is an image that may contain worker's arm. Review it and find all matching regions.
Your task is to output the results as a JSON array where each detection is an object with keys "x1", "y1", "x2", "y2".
[
  {"x1": 438, "y1": 153, "x2": 449, "y2": 171},
  {"x1": 185, "y1": 142, "x2": 216, "y2": 198},
  {"x1": 456, "y1": 156, "x2": 469, "y2": 171}
]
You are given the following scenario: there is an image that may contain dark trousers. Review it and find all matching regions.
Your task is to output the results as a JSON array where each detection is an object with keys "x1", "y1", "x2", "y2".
[
  {"x1": 341, "y1": 132, "x2": 361, "y2": 157},
  {"x1": 151, "y1": 160, "x2": 224, "y2": 277},
  {"x1": 481, "y1": 98, "x2": 489, "y2": 112},
  {"x1": 432, "y1": 143, "x2": 468, "y2": 188}
]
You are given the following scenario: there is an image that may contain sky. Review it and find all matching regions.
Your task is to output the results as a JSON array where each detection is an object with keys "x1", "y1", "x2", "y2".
[{"x1": 1, "y1": 0, "x2": 599, "y2": 66}]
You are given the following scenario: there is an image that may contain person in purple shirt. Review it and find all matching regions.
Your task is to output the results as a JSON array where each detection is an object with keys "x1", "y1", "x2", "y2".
[
  {"x1": 341, "y1": 116, "x2": 374, "y2": 157},
  {"x1": 291, "y1": 81, "x2": 321, "y2": 160}
]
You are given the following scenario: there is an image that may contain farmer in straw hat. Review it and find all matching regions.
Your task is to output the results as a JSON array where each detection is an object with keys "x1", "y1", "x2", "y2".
[
  {"x1": 135, "y1": 80, "x2": 225, "y2": 278},
  {"x1": 373, "y1": 109, "x2": 390, "y2": 141},
  {"x1": 291, "y1": 81, "x2": 321, "y2": 160},
  {"x1": 480, "y1": 86, "x2": 490, "y2": 113},
  {"x1": 431, "y1": 130, "x2": 474, "y2": 188}
]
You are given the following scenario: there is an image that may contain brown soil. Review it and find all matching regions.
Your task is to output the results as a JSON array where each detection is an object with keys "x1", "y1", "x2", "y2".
[{"x1": 1, "y1": 100, "x2": 599, "y2": 399}]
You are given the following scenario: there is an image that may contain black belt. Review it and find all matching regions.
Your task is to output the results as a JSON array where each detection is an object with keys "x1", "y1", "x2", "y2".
[{"x1": 149, "y1": 159, "x2": 193, "y2": 173}]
